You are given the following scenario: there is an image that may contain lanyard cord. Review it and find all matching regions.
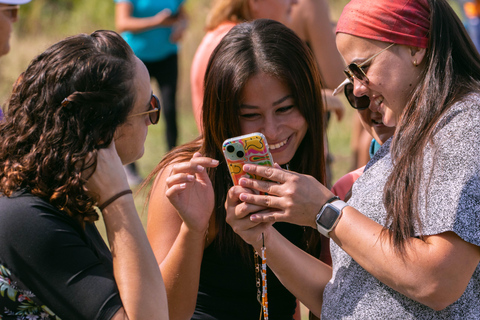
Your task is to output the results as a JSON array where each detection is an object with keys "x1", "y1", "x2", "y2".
[{"x1": 255, "y1": 233, "x2": 268, "y2": 320}]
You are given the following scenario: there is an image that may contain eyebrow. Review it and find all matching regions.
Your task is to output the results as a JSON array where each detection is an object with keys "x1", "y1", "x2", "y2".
[{"x1": 240, "y1": 94, "x2": 293, "y2": 108}]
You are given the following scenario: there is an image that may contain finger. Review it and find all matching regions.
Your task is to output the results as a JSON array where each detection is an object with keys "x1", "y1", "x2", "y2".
[
  {"x1": 238, "y1": 191, "x2": 284, "y2": 209},
  {"x1": 189, "y1": 156, "x2": 219, "y2": 168},
  {"x1": 165, "y1": 173, "x2": 195, "y2": 188},
  {"x1": 242, "y1": 164, "x2": 287, "y2": 184},
  {"x1": 249, "y1": 210, "x2": 286, "y2": 223},
  {"x1": 238, "y1": 177, "x2": 282, "y2": 197},
  {"x1": 165, "y1": 182, "x2": 189, "y2": 198}
]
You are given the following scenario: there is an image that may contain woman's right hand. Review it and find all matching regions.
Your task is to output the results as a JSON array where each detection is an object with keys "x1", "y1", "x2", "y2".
[{"x1": 165, "y1": 152, "x2": 219, "y2": 234}]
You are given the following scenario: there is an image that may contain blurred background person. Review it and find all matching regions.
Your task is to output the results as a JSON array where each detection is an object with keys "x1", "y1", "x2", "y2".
[
  {"x1": 0, "y1": 0, "x2": 31, "y2": 121},
  {"x1": 190, "y1": 0, "x2": 297, "y2": 134},
  {"x1": 288, "y1": 0, "x2": 346, "y2": 188},
  {"x1": 115, "y1": 0, "x2": 188, "y2": 185}
]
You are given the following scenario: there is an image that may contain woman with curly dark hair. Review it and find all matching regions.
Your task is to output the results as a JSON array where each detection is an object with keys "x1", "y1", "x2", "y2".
[{"x1": 0, "y1": 30, "x2": 168, "y2": 320}]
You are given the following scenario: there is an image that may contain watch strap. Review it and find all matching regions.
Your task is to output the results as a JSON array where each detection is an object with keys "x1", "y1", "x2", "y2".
[{"x1": 316, "y1": 199, "x2": 348, "y2": 237}]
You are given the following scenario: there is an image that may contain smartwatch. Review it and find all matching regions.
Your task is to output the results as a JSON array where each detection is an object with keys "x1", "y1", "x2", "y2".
[{"x1": 315, "y1": 199, "x2": 348, "y2": 237}]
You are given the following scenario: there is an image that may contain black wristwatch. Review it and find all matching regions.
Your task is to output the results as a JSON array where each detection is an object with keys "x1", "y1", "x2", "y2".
[{"x1": 315, "y1": 199, "x2": 348, "y2": 237}]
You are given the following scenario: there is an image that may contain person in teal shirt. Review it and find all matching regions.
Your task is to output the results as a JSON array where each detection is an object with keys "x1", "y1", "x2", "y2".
[{"x1": 115, "y1": 0, "x2": 187, "y2": 184}]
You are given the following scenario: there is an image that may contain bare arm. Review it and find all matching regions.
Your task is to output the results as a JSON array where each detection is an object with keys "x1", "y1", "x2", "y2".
[
  {"x1": 291, "y1": 0, "x2": 345, "y2": 89},
  {"x1": 239, "y1": 165, "x2": 480, "y2": 311},
  {"x1": 115, "y1": 2, "x2": 177, "y2": 34},
  {"x1": 86, "y1": 143, "x2": 168, "y2": 320},
  {"x1": 147, "y1": 153, "x2": 219, "y2": 320}
]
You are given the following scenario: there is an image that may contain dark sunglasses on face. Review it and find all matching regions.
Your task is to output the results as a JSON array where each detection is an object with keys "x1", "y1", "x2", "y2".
[
  {"x1": 0, "y1": 5, "x2": 19, "y2": 19},
  {"x1": 344, "y1": 82, "x2": 370, "y2": 110},
  {"x1": 334, "y1": 42, "x2": 396, "y2": 110},
  {"x1": 129, "y1": 94, "x2": 161, "y2": 124}
]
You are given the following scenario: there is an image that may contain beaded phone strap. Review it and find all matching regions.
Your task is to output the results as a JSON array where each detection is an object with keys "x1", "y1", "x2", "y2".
[{"x1": 255, "y1": 233, "x2": 268, "y2": 320}]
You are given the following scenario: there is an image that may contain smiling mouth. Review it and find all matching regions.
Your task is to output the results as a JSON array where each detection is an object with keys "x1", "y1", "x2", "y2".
[
  {"x1": 372, "y1": 118, "x2": 383, "y2": 125},
  {"x1": 373, "y1": 96, "x2": 384, "y2": 107},
  {"x1": 270, "y1": 137, "x2": 289, "y2": 150}
]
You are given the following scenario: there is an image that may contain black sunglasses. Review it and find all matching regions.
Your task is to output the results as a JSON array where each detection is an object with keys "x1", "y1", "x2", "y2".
[
  {"x1": 344, "y1": 82, "x2": 370, "y2": 110},
  {"x1": 129, "y1": 94, "x2": 161, "y2": 124}
]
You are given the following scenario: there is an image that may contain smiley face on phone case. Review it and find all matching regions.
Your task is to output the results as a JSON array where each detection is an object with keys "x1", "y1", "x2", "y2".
[{"x1": 222, "y1": 132, "x2": 274, "y2": 185}]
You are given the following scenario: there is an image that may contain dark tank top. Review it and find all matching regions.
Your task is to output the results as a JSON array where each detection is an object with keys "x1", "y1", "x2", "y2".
[{"x1": 192, "y1": 222, "x2": 305, "y2": 320}]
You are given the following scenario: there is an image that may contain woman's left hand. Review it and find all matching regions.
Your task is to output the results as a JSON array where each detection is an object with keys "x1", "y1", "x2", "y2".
[
  {"x1": 225, "y1": 185, "x2": 274, "y2": 248},
  {"x1": 236, "y1": 164, "x2": 334, "y2": 228},
  {"x1": 84, "y1": 141, "x2": 130, "y2": 205}
]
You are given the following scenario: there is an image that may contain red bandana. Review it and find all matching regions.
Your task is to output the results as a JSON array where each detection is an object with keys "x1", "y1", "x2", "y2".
[{"x1": 336, "y1": 0, "x2": 430, "y2": 48}]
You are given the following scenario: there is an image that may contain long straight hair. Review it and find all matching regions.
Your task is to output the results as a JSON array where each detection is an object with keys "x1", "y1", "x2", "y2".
[
  {"x1": 384, "y1": 0, "x2": 480, "y2": 253},
  {"x1": 147, "y1": 19, "x2": 326, "y2": 258}
]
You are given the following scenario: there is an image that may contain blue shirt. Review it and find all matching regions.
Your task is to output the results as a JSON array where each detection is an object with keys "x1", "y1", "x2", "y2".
[{"x1": 114, "y1": 0, "x2": 183, "y2": 62}]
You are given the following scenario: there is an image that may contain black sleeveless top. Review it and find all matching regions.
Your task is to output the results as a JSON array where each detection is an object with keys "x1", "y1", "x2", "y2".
[{"x1": 192, "y1": 222, "x2": 305, "y2": 320}]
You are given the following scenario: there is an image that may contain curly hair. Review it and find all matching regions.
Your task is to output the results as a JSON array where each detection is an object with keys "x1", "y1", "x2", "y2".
[{"x1": 0, "y1": 30, "x2": 136, "y2": 225}]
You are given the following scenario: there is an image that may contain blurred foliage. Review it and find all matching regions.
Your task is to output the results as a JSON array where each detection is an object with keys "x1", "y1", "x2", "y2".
[{"x1": 17, "y1": 0, "x2": 115, "y2": 36}]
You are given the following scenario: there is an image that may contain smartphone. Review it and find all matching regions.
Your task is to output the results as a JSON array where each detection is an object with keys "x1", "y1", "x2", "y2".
[{"x1": 222, "y1": 132, "x2": 274, "y2": 186}]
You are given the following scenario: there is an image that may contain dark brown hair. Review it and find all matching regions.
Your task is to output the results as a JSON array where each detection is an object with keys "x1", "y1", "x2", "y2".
[
  {"x1": 0, "y1": 30, "x2": 136, "y2": 225},
  {"x1": 147, "y1": 19, "x2": 326, "y2": 257},
  {"x1": 384, "y1": 0, "x2": 480, "y2": 253}
]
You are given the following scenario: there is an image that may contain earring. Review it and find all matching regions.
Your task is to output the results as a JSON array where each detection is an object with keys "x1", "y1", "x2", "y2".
[{"x1": 413, "y1": 59, "x2": 418, "y2": 66}]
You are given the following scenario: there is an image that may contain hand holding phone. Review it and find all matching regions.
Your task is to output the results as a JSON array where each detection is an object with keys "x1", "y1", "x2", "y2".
[{"x1": 222, "y1": 132, "x2": 274, "y2": 186}]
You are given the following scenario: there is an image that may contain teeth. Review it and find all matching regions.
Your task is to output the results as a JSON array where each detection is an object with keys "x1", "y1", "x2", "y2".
[
  {"x1": 270, "y1": 138, "x2": 288, "y2": 150},
  {"x1": 374, "y1": 96, "x2": 384, "y2": 106},
  {"x1": 372, "y1": 119, "x2": 383, "y2": 125}
]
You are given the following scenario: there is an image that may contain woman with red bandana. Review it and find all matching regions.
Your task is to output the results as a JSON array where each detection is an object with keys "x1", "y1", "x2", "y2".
[{"x1": 225, "y1": 0, "x2": 480, "y2": 318}]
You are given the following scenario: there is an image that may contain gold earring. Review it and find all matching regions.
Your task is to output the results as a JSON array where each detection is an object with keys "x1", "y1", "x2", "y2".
[{"x1": 413, "y1": 59, "x2": 418, "y2": 66}]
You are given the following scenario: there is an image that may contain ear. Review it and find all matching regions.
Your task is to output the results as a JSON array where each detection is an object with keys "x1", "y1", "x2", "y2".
[{"x1": 410, "y1": 46, "x2": 427, "y2": 65}]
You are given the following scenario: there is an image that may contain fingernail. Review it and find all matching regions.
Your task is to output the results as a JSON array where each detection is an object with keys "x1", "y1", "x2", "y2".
[
  {"x1": 187, "y1": 174, "x2": 195, "y2": 181},
  {"x1": 211, "y1": 159, "x2": 219, "y2": 165},
  {"x1": 180, "y1": 183, "x2": 186, "y2": 189},
  {"x1": 239, "y1": 193, "x2": 247, "y2": 201},
  {"x1": 243, "y1": 164, "x2": 251, "y2": 171},
  {"x1": 197, "y1": 165, "x2": 205, "y2": 172}
]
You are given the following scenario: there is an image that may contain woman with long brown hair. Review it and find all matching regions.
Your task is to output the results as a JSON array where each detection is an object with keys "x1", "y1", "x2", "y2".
[{"x1": 147, "y1": 19, "x2": 328, "y2": 320}]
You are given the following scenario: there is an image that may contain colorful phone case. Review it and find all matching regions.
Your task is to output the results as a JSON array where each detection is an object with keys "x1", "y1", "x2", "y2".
[{"x1": 222, "y1": 132, "x2": 274, "y2": 185}]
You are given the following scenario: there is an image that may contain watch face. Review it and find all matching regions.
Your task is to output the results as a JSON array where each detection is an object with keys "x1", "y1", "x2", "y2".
[{"x1": 317, "y1": 206, "x2": 339, "y2": 229}]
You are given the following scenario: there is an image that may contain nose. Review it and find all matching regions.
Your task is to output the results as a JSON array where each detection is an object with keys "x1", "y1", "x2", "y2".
[
  {"x1": 263, "y1": 115, "x2": 281, "y2": 142},
  {"x1": 353, "y1": 78, "x2": 373, "y2": 109}
]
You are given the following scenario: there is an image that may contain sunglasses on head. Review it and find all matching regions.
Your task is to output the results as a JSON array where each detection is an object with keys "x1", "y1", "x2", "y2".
[
  {"x1": 0, "y1": 5, "x2": 19, "y2": 19},
  {"x1": 129, "y1": 94, "x2": 161, "y2": 124}
]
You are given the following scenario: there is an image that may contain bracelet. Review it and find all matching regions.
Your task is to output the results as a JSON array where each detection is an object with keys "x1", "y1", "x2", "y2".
[{"x1": 98, "y1": 189, "x2": 133, "y2": 211}]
